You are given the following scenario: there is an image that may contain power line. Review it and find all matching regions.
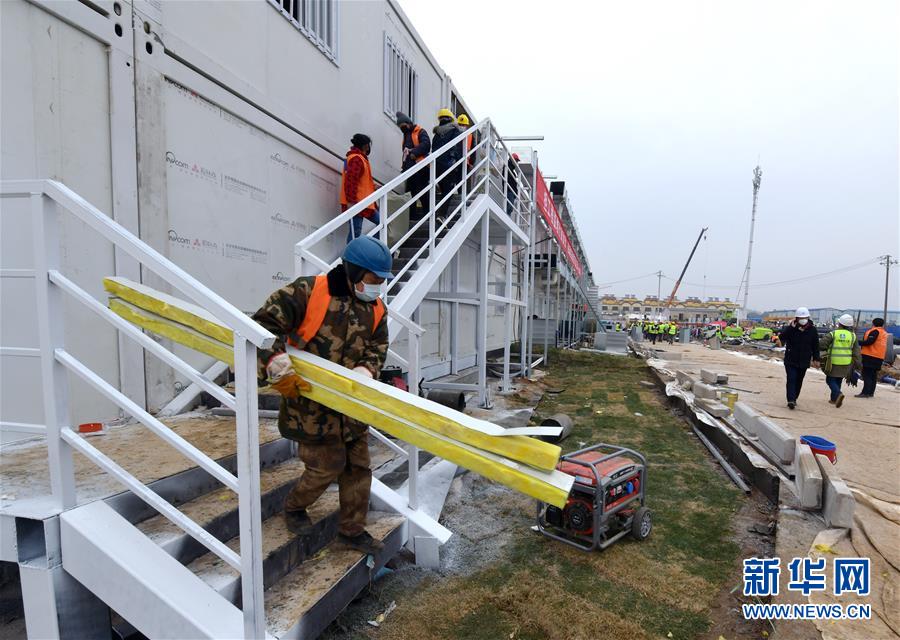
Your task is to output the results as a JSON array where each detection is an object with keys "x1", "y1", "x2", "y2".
[
  {"x1": 596, "y1": 271, "x2": 659, "y2": 288},
  {"x1": 662, "y1": 257, "x2": 882, "y2": 290}
]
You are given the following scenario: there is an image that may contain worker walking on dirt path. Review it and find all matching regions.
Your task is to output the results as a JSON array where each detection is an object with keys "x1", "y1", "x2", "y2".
[
  {"x1": 648, "y1": 322, "x2": 658, "y2": 344},
  {"x1": 777, "y1": 307, "x2": 820, "y2": 410},
  {"x1": 396, "y1": 112, "x2": 431, "y2": 226},
  {"x1": 253, "y1": 236, "x2": 392, "y2": 555},
  {"x1": 857, "y1": 317, "x2": 889, "y2": 398},
  {"x1": 819, "y1": 314, "x2": 861, "y2": 408},
  {"x1": 667, "y1": 322, "x2": 677, "y2": 343},
  {"x1": 340, "y1": 134, "x2": 378, "y2": 244}
]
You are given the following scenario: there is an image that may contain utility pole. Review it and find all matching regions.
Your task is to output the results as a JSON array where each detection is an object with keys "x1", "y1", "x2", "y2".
[
  {"x1": 655, "y1": 270, "x2": 664, "y2": 303},
  {"x1": 881, "y1": 254, "x2": 897, "y2": 321},
  {"x1": 737, "y1": 166, "x2": 762, "y2": 320}
]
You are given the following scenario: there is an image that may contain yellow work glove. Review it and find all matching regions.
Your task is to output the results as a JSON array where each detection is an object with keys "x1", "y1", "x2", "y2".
[{"x1": 266, "y1": 353, "x2": 311, "y2": 399}]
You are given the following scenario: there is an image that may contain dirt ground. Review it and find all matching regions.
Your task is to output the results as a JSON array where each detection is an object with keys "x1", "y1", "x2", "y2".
[
  {"x1": 321, "y1": 350, "x2": 772, "y2": 640},
  {"x1": 649, "y1": 341, "x2": 900, "y2": 640}
]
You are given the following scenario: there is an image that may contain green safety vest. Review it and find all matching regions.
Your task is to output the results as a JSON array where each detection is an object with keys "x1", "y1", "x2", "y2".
[
  {"x1": 830, "y1": 329, "x2": 854, "y2": 366},
  {"x1": 669, "y1": 325, "x2": 677, "y2": 335}
]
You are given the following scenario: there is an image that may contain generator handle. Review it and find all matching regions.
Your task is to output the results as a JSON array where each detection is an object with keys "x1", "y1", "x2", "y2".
[{"x1": 563, "y1": 442, "x2": 648, "y2": 469}]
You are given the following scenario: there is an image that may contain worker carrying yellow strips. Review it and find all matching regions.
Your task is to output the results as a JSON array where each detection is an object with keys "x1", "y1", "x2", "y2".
[{"x1": 252, "y1": 236, "x2": 392, "y2": 555}]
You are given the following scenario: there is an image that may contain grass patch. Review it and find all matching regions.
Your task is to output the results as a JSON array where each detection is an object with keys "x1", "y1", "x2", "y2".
[{"x1": 374, "y1": 350, "x2": 741, "y2": 640}]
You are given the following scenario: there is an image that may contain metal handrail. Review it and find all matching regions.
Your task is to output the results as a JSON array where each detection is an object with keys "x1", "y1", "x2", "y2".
[
  {"x1": 0, "y1": 180, "x2": 269, "y2": 637},
  {"x1": 1, "y1": 180, "x2": 275, "y2": 349}
]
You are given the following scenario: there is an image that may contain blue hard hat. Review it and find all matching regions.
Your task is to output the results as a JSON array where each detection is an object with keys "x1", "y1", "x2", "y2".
[{"x1": 343, "y1": 236, "x2": 393, "y2": 279}]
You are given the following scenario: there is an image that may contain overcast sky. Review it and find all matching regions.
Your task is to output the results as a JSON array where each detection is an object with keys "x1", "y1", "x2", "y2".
[{"x1": 401, "y1": 0, "x2": 899, "y2": 313}]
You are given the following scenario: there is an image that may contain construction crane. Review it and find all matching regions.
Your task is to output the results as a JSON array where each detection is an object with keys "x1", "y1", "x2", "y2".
[
  {"x1": 736, "y1": 165, "x2": 763, "y2": 318},
  {"x1": 663, "y1": 227, "x2": 708, "y2": 314}
]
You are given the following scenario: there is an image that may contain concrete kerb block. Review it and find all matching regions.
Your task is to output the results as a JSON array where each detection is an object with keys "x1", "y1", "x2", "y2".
[
  {"x1": 675, "y1": 370, "x2": 695, "y2": 390},
  {"x1": 733, "y1": 402, "x2": 761, "y2": 433},
  {"x1": 657, "y1": 351, "x2": 683, "y2": 361},
  {"x1": 700, "y1": 369, "x2": 729, "y2": 385},
  {"x1": 814, "y1": 454, "x2": 856, "y2": 529},
  {"x1": 754, "y1": 416, "x2": 796, "y2": 464},
  {"x1": 692, "y1": 381, "x2": 719, "y2": 400},
  {"x1": 695, "y1": 398, "x2": 731, "y2": 418},
  {"x1": 793, "y1": 444, "x2": 823, "y2": 510}
]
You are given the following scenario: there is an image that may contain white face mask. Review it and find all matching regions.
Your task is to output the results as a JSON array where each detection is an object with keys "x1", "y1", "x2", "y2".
[
  {"x1": 356, "y1": 283, "x2": 381, "y2": 302},
  {"x1": 798, "y1": 318, "x2": 808, "y2": 325}
]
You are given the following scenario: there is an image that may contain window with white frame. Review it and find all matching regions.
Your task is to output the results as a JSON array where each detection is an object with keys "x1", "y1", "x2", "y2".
[
  {"x1": 383, "y1": 34, "x2": 417, "y2": 120},
  {"x1": 272, "y1": 0, "x2": 338, "y2": 62}
]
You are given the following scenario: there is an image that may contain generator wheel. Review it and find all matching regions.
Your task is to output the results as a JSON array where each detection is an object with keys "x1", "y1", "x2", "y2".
[{"x1": 632, "y1": 507, "x2": 652, "y2": 540}]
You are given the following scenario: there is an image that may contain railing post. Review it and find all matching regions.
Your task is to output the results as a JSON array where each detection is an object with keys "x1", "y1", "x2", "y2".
[
  {"x1": 407, "y1": 327, "x2": 420, "y2": 511},
  {"x1": 461, "y1": 135, "x2": 469, "y2": 211},
  {"x1": 233, "y1": 336, "x2": 266, "y2": 639},
  {"x1": 379, "y1": 193, "x2": 388, "y2": 247},
  {"x1": 428, "y1": 159, "x2": 436, "y2": 261},
  {"x1": 31, "y1": 192, "x2": 77, "y2": 509}
]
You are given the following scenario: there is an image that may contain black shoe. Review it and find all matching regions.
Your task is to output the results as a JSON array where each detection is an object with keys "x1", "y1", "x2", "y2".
[
  {"x1": 337, "y1": 530, "x2": 384, "y2": 555},
  {"x1": 835, "y1": 393, "x2": 845, "y2": 408},
  {"x1": 284, "y1": 509, "x2": 313, "y2": 535},
  {"x1": 854, "y1": 393, "x2": 871, "y2": 398},
  {"x1": 787, "y1": 401, "x2": 796, "y2": 410}
]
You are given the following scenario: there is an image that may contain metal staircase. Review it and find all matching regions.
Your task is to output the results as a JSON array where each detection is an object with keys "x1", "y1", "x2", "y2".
[{"x1": 0, "y1": 120, "x2": 534, "y2": 639}]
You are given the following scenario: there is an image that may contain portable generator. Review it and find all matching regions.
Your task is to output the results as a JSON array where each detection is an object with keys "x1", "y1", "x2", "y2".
[{"x1": 537, "y1": 443, "x2": 651, "y2": 551}]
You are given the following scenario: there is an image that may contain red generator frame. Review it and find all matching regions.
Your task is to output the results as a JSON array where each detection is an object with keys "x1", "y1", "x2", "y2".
[{"x1": 536, "y1": 443, "x2": 651, "y2": 551}]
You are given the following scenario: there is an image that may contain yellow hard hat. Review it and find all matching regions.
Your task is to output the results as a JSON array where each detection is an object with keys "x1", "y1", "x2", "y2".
[
  {"x1": 437, "y1": 108, "x2": 455, "y2": 120},
  {"x1": 457, "y1": 114, "x2": 470, "y2": 126}
]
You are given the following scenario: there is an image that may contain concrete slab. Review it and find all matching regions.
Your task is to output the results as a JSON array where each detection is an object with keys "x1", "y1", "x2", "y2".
[
  {"x1": 694, "y1": 398, "x2": 731, "y2": 417},
  {"x1": 692, "y1": 381, "x2": 719, "y2": 400},
  {"x1": 733, "y1": 401, "x2": 761, "y2": 432},
  {"x1": 814, "y1": 454, "x2": 856, "y2": 529},
  {"x1": 793, "y1": 444, "x2": 822, "y2": 510}
]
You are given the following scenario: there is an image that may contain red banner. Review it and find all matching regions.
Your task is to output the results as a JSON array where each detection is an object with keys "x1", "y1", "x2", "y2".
[{"x1": 534, "y1": 168, "x2": 583, "y2": 278}]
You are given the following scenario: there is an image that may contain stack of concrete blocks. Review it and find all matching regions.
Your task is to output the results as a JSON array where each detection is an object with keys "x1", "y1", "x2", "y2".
[
  {"x1": 732, "y1": 401, "x2": 796, "y2": 464},
  {"x1": 692, "y1": 369, "x2": 731, "y2": 417},
  {"x1": 814, "y1": 454, "x2": 856, "y2": 528}
]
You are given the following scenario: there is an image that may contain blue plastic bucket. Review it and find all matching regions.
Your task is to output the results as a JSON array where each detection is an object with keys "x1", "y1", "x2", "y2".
[{"x1": 800, "y1": 435, "x2": 836, "y2": 464}]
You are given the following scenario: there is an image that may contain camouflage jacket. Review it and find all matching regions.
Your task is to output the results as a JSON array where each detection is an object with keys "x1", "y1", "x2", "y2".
[{"x1": 252, "y1": 264, "x2": 388, "y2": 443}]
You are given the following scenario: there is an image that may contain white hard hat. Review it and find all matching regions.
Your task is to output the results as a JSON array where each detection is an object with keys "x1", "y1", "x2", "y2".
[
  {"x1": 837, "y1": 314, "x2": 854, "y2": 327},
  {"x1": 795, "y1": 307, "x2": 810, "y2": 318}
]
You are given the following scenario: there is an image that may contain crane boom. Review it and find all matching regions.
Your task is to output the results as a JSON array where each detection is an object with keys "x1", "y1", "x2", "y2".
[{"x1": 664, "y1": 227, "x2": 708, "y2": 310}]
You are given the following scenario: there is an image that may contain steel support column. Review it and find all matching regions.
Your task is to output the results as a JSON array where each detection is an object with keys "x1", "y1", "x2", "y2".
[
  {"x1": 477, "y1": 215, "x2": 490, "y2": 406},
  {"x1": 501, "y1": 229, "x2": 513, "y2": 392}
]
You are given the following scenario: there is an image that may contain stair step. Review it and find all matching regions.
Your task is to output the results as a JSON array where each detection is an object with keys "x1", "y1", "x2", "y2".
[
  {"x1": 187, "y1": 491, "x2": 341, "y2": 603},
  {"x1": 136, "y1": 457, "x2": 304, "y2": 563},
  {"x1": 265, "y1": 512, "x2": 404, "y2": 639}
]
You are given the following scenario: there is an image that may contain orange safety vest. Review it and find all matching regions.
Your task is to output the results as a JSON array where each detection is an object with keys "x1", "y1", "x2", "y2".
[
  {"x1": 466, "y1": 132, "x2": 474, "y2": 165},
  {"x1": 861, "y1": 326, "x2": 889, "y2": 359},
  {"x1": 339, "y1": 150, "x2": 376, "y2": 215},
  {"x1": 408, "y1": 126, "x2": 426, "y2": 163},
  {"x1": 287, "y1": 275, "x2": 385, "y2": 348}
]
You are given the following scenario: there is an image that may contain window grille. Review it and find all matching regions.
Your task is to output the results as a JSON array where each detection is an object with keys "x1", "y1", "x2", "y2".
[
  {"x1": 383, "y1": 34, "x2": 417, "y2": 120},
  {"x1": 272, "y1": 0, "x2": 338, "y2": 62}
]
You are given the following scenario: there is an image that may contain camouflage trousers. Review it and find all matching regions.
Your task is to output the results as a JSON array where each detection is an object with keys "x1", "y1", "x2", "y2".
[{"x1": 284, "y1": 437, "x2": 372, "y2": 537}]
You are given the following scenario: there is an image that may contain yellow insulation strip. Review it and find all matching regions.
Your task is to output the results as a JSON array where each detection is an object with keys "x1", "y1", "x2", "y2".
[
  {"x1": 291, "y1": 357, "x2": 562, "y2": 471},
  {"x1": 109, "y1": 299, "x2": 234, "y2": 365},
  {"x1": 304, "y1": 382, "x2": 571, "y2": 507},
  {"x1": 103, "y1": 277, "x2": 234, "y2": 345}
]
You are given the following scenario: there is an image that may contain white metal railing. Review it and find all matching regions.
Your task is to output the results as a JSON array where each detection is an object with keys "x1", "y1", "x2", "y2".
[
  {"x1": 293, "y1": 118, "x2": 533, "y2": 287},
  {"x1": 291, "y1": 118, "x2": 532, "y2": 515},
  {"x1": 0, "y1": 179, "x2": 272, "y2": 638}
]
